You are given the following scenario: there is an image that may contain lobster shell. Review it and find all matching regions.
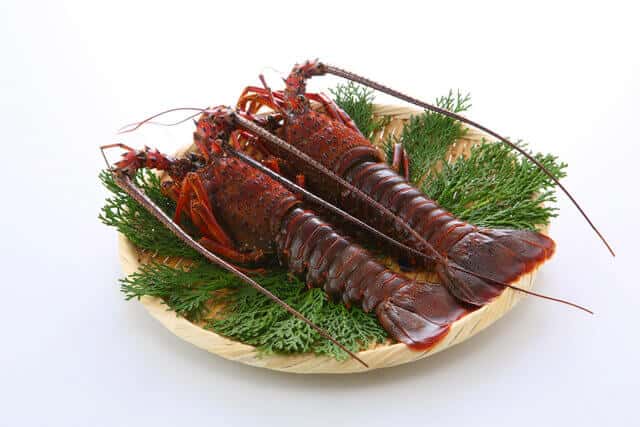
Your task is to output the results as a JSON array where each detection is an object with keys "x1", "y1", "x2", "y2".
[{"x1": 116, "y1": 104, "x2": 549, "y2": 374}]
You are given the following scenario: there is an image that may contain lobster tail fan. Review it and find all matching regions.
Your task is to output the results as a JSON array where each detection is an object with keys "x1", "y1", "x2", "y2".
[
  {"x1": 480, "y1": 228, "x2": 556, "y2": 260},
  {"x1": 438, "y1": 228, "x2": 556, "y2": 306},
  {"x1": 375, "y1": 281, "x2": 468, "y2": 350}
]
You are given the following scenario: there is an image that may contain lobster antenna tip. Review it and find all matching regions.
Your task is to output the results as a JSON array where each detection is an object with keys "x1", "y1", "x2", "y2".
[
  {"x1": 117, "y1": 107, "x2": 209, "y2": 135},
  {"x1": 260, "y1": 65, "x2": 287, "y2": 78},
  {"x1": 508, "y1": 284, "x2": 593, "y2": 315},
  {"x1": 446, "y1": 262, "x2": 591, "y2": 314},
  {"x1": 100, "y1": 146, "x2": 112, "y2": 170},
  {"x1": 603, "y1": 238, "x2": 616, "y2": 257},
  {"x1": 116, "y1": 126, "x2": 135, "y2": 135}
]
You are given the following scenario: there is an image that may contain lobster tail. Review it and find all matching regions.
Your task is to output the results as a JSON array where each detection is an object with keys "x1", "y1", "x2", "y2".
[
  {"x1": 437, "y1": 229, "x2": 556, "y2": 305},
  {"x1": 375, "y1": 280, "x2": 467, "y2": 349},
  {"x1": 343, "y1": 161, "x2": 557, "y2": 307},
  {"x1": 277, "y1": 207, "x2": 468, "y2": 350}
]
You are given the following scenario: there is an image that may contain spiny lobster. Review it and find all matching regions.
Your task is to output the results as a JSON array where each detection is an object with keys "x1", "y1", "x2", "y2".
[
  {"x1": 190, "y1": 59, "x2": 613, "y2": 308},
  {"x1": 103, "y1": 140, "x2": 470, "y2": 362}
]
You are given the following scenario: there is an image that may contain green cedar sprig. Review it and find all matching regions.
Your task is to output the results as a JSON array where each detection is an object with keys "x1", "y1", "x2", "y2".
[
  {"x1": 209, "y1": 272, "x2": 386, "y2": 359},
  {"x1": 120, "y1": 262, "x2": 242, "y2": 322},
  {"x1": 422, "y1": 142, "x2": 567, "y2": 229},
  {"x1": 328, "y1": 82, "x2": 389, "y2": 138},
  {"x1": 119, "y1": 260, "x2": 387, "y2": 359},
  {"x1": 383, "y1": 89, "x2": 471, "y2": 182},
  {"x1": 99, "y1": 170, "x2": 198, "y2": 259}
]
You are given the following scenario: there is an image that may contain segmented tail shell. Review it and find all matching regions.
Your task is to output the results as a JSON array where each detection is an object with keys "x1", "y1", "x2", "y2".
[
  {"x1": 276, "y1": 207, "x2": 468, "y2": 349},
  {"x1": 345, "y1": 161, "x2": 556, "y2": 306}
]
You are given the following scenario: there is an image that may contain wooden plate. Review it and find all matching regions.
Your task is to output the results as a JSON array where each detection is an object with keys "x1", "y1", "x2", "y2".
[{"x1": 116, "y1": 105, "x2": 548, "y2": 374}]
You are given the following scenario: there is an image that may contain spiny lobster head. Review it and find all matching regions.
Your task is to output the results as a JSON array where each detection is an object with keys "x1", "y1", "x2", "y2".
[
  {"x1": 283, "y1": 59, "x2": 327, "y2": 113},
  {"x1": 299, "y1": 59, "x2": 328, "y2": 76},
  {"x1": 109, "y1": 144, "x2": 208, "y2": 193},
  {"x1": 193, "y1": 105, "x2": 236, "y2": 156},
  {"x1": 111, "y1": 145, "x2": 173, "y2": 177},
  {"x1": 193, "y1": 105, "x2": 279, "y2": 163},
  {"x1": 113, "y1": 147, "x2": 143, "y2": 176}
]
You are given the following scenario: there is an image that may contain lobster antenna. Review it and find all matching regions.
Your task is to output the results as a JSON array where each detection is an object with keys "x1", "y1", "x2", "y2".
[
  {"x1": 107, "y1": 167, "x2": 368, "y2": 368},
  {"x1": 100, "y1": 145, "x2": 113, "y2": 169},
  {"x1": 320, "y1": 63, "x2": 615, "y2": 257},
  {"x1": 261, "y1": 65, "x2": 287, "y2": 77},
  {"x1": 223, "y1": 142, "x2": 592, "y2": 314},
  {"x1": 497, "y1": 284, "x2": 592, "y2": 314},
  {"x1": 118, "y1": 107, "x2": 209, "y2": 134},
  {"x1": 259, "y1": 74, "x2": 281, "y2": 113}
]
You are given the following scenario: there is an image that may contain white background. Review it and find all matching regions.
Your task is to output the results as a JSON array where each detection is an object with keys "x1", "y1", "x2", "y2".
[{"x1": 1, "y1": 1, "x2": 638, "y2": 426}]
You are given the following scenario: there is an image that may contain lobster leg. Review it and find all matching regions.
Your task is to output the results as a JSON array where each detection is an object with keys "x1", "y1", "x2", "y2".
[
  {"x1": 301, "y1": 92, "x2": 362, "y2": 134},
  {"x1": 198, "y1": 236, "x2": 265, "y2": 265},
  {"x1": 176, "y1": 173, "x2": 267, "y2": 266},
  {"x1": 173, "y1": 172, "x2": 235, "y2": 248},
  {"x1": 237, "y1": 86, "x2": 285, "y2": 114},
  {"x1": 229, "y1": 129, "x2": 273, "y2": 160},
  {"x1": 391, "y1": 143, "x2": 410, "y2": 181}
]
